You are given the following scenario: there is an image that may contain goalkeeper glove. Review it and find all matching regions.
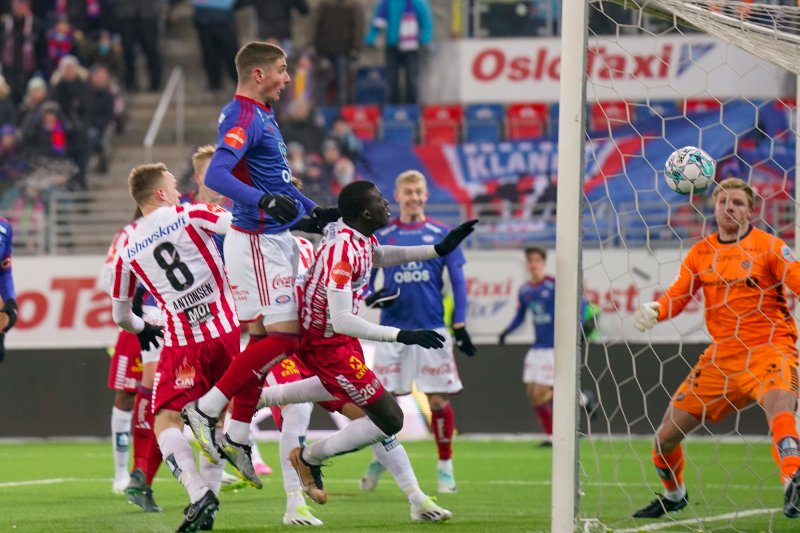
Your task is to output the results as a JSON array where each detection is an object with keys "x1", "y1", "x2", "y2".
[
  {"x1": 397, "y1": 329, "x2": 445, "y2": 349},
  {"x1": 434, "y1": 219, "x2": 479, "y2": 256},
  {"x1": 364, "y1": 287, "x2": 400, "y2": 309},
  {"x1": 633, "y1": 301, "x2": 660, "y2": 332},
  {"x1": 2, "y1": 298, "x2": 17, "y2": 332},
  {"x1": 137, "y1": 323, "x2": 164, "y2": 351},
  {"x1": 259, "y1": 193, "x2": 298, "y2": 223},
  {"x1": 453, "y1": 326, "x2": 477, "y2": 356}
]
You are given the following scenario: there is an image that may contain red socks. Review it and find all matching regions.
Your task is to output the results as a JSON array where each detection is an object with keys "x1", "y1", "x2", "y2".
[
  {"x1": 535, "y1": 401, "x2": 553, "y2": 436},
  {"x1": 431, "y1": 403, "x2": 455, "y2": 460},
  {"x1": 218, "y1": 333, "x2": 299, "y2": 423},
  {"x1": 132, "y1": 386, "x2": 160, "y2": 484}
]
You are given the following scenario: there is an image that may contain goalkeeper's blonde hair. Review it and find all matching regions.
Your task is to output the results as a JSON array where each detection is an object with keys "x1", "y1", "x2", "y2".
[{"x1": 712, "y1": 177, "x2": 755, "y2": 208}]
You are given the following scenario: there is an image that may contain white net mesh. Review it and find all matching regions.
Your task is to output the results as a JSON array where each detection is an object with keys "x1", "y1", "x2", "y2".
[
  {"x1": 607, "y1": 0, "x2": 800, "y2": 73},
  {"x1": 577, "y1": 1, "x2": 799, "y2": 532}
]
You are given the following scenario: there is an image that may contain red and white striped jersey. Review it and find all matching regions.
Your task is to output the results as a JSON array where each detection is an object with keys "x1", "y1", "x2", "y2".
[
  {"x1": 112, "y1": 203, "x2": 238, "y2": 347},
  {"x1": 294, "y1": 236, "x2": 315, "y2": 277},
  {"x1": 98, "y1": 220, "x2": 138, "y2": 296},
  {"x1": 301, "y1": 221, "x2": 378, "y2": 337}
]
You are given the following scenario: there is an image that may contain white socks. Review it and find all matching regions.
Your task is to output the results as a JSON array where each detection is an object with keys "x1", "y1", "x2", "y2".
[
  {"x1": 111, "y1": 407, "x2": 132, "y2": 479},
  {"x1": 199, "y1": 452, "x2": 224, "y2": 496},
  {"x1": 197, "y1": 386, "x2": 229, "y2": 418},
  {"x1": 261, "y1": 376, "x2": 337, "y2": 407},
  {"x1": 665, "y1": 485, "x2": 687, "y2": 502},
  {"x1": 372, "y1": 437, "x2": 426, "y2": 506},
  {"x1": 227, "y1": 420, "x2": 250, "y2": 445},
  {"x1": 304, "y1": 416, "x2": 388, "y2": 465},
  {"x1": 158, "y1": 427, "x2": 209, "y2": 503},
  {"x1": 280, "y1": 403, "x2": 313, "y2": 496}
]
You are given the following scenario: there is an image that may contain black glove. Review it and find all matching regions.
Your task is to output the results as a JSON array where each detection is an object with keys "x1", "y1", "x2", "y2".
[
  {"x1": 312, "y1": 206, "x2": 341, "y2": 226},
  {"x1": 2, "y1": 298, "x2": 17, "y2": 332},
  {"x1": 291, "y1": 217, "x2": 324, "y2": 234},
  {"x1": 364, "y1": 287, "x2": 400, "y2": 309},
  {"x1": 453, "y1": 326, "x2": 477, "y2": 356},
  {"x1": 397, "y1": 329, "x2": 445, "y2": 349},
  {"x1": 137, "y1": 322, "x2": 163, "y2": 351},
  {"x1": 434, "y1": 219, "x2": 479, "y2": 256},
  {"x1": 259, "y1": 194, "x2": 299, "y2": 223},
  {"x1": 132, "y1": 287, "x2": 147, "y2": 318},
  {"x1": 498, "y1": 332, "x2": 507, "y2": 345}
]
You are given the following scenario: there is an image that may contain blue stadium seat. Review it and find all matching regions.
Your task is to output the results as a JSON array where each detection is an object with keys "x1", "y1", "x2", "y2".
[
  {"x1": 382, "y1": 105, "x2": 419, "y2": 145},
  {"x1": 316, "y1": 106, "x2": 339, "y2": 130},
  {"x1": 354, "y1": 66, "x2": 386, "y2": 106},
  {"x1": 464, "y1": 103, "x2": 504, "y2": 143},
  {"x1": 639, "y1": 100, "x2": 680, "y2": 121}
]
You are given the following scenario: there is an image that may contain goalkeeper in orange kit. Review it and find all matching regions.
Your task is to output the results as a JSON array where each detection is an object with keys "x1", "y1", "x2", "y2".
[{"x1": 633, "y1": 177, "x2": 800, "y2": 520}]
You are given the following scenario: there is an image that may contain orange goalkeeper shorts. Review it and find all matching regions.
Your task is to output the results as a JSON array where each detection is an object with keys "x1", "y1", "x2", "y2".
[{"x1": 671, "y1": 342, "x2": 799, "y2": 423}]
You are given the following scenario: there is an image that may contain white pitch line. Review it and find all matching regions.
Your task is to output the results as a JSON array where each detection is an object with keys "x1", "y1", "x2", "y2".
[{"x1": 614, "y1": 508, "x2": 778, "y2": 532}]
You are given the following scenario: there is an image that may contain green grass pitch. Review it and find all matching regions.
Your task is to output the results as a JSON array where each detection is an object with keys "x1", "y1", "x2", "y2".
[{"x1": 0, "y1": 438, "x2": 791, "y2": 532}]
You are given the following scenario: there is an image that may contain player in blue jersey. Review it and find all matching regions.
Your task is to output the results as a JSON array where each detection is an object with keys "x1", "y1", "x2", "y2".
[
  {"x1": 181, "y1": 42, "x2": 338, "y2": 520},
  {"x1": 499, "y1": 247, "x2": 597, "y2": 446},
  {"x1": 0, "y1": 216, "x2": 17, "y2": 363},
  {"x1": 360, "y1": 170, "x2": 477, "y2": 494}
]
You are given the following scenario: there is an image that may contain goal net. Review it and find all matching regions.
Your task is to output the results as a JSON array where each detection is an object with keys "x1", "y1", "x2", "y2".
[{"x1": 563, "y1": 1, "x2": 800, "y2": 531}]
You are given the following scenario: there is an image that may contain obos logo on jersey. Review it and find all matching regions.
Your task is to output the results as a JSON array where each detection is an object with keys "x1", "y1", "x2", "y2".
[
  {"x1": 175, "y1": 359, "x2": 196, "y2": 389},
  {"x1": 394, "y1": 261, "x2": 430, "y2": 283},
  {"x1": 330, "y1": 261, "x2": 352, "y2": 286},
  {"x1": 224, "y1": 127, "x2": 247, "y2": 149}
]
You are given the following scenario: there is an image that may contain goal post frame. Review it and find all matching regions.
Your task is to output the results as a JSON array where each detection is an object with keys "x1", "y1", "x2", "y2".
[{"x1": 552, "y1": 0, "x2": 590, "y2": 531}]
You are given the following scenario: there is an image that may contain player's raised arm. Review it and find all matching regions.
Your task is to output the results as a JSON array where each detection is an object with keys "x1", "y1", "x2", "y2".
[
  {"x1": 373, "y1": 219, "x2": 479, "y2": 268},
  {"x1": 635, "y1": 253, "x2": 699, "y2": 332},
  {"x1": 769, "y1": 238, "x2": 800, "y2": 297}
]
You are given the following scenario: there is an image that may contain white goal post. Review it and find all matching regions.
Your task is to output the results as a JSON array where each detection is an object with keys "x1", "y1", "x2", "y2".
[{"x1": 553, "y1": 1, "x2": 800, "y2": 531}]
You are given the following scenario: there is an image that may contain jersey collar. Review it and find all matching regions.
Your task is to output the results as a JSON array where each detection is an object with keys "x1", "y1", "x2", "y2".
[
  {"x1": 394, "y1": 217, "x2": 428, "y2": 230},
  {"x1": 234, "y1": 94, "x2": 272, "y2": 112},
  {"x1": 716, "y1": 224, "x2": 753, "y2": 245}
]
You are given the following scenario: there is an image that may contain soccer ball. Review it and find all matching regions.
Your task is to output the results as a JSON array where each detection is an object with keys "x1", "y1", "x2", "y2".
[{"x1": 664, "y1": 146, "x2": 716, "y2": 195}]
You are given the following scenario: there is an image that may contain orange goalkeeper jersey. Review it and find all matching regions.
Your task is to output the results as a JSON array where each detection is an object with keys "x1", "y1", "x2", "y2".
[{"x1": 656, "y1": 226, "x2": 800, "y2": 353}]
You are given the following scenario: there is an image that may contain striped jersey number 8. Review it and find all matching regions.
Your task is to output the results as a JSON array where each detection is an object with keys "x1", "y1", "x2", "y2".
[{"x1": 154, "y1": 242, "x2": 194, "y2": 291}]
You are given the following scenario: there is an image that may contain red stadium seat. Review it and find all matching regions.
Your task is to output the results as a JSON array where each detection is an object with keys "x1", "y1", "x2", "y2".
[
  {"x1": 590, "y1": 101, "x2": 634, "y2": 132},
  {"x1": 505, "y1": 102, "x2": 548, "y2": 140},
  {"x1": 683, "y1": 98, "x2": 721, "y2": 115},
  {"x1": 340, "y1": 105, "x2": 381, "y2": 141},
  {"x1": 421, "y1": 104, "x2": 463, "y2": 146}
]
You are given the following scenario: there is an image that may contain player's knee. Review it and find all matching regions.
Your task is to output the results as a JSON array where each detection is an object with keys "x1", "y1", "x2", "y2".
[{"x1": 382, "y1": 411, "x2": 404, "y2": 436}]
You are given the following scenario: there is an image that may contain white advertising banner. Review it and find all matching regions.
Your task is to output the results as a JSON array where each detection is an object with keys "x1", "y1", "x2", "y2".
[
  {"x1": 457, "y1": 36, "x2": 788, "y2": 103},
  {"x1": 9, "y1": 256, "x2": 117, "y2": 349},
  {"x1": 8, "y1": 250, "x2": 720, "y2": 350}
]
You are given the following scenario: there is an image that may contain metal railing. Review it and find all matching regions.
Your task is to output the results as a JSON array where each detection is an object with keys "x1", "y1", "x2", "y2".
[
  {"x1": 143, "y1": 66, "x2": 186, "y2": 163},
  {"x1": 11, "y1": 195, "x2": 799, "y2": 255}
]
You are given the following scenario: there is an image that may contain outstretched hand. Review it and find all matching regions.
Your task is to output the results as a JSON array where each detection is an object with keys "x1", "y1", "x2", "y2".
[{"x1": 434, "y1": 219, "x2": 479, "y2": 256}]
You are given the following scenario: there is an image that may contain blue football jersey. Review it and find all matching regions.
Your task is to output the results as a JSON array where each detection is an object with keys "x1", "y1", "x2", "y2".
[
  {"x1": 373, "y1": 218, "x2": 466, "y2": 330},
  {"x1": 504, "y1": 276, "x2": 587, "y2": 349},
  {"x1": 0, "y1": 217, "x2": 14, "y2": 301},
  {"x1": 216, "y1": 95, "x2": 309, "y2": 232}
]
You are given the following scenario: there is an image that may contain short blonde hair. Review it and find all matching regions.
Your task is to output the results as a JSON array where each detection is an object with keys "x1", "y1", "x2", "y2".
[
  {"x1": 191, "y1": 145, "x2": 215, "y2": 175},
  {"x1": 712, "y1": 177, "x2": 755, "y2": 208},
  {"x1": 235, "y1": 41, "x2": 285, "y2": 80},
  {"x1": 395, "y1": 170, "x2": 427, "y2": 190},
  {"x1": 129, "y1": 163, "x2": 168, "y2": 206}
]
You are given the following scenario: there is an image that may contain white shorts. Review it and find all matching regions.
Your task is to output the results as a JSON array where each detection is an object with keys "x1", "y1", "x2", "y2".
[
  {"x1": 524, "y1": 347, "x2": 554, "y2": 385},
  {"x1": 372, "y1": 327, "x2": 463, "y2": 395},
  {"x1": 223, "y1": 228, "x2": 299, "y2": 325}
]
